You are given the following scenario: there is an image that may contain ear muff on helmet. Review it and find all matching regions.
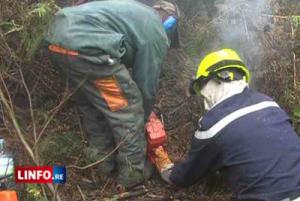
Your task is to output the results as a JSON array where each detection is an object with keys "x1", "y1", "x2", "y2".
[
  {"x1": 189, "y1": 76, "x2": 210, "y2": 96},
  {"x1": 153, "y1": 1, "x2": 180, "y2": 48},
  {"x1": 167, "y1": 19, "x2": 180, "y2": 48},
  {"x1": 162, "y1": 16, "x2": 180, "y2": 48},
  {"x1": 163, "y1": 16, "x2": 177, "y2": 30}
]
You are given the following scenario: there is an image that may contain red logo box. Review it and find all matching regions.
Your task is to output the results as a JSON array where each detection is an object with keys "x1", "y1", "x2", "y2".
[{"x1": 15, "y1": 166, "x2": 53, "y2": 183}]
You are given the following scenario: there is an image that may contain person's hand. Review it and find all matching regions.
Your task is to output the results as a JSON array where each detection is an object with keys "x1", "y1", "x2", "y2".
[
  {"x1": 161, "y1": 167, "x2": 173, "y2": 184},
  {"x1": 153, "y1": 146, "x2": 173, "y2": 171},
  {"x1": 153, "y1": 146, "x2": 174, "y2": 184}
]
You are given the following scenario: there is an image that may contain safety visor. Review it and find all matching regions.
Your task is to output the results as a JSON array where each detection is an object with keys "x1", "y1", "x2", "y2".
[{"x1": 190, "y1": 69, "x2": 246, "y2": 96}]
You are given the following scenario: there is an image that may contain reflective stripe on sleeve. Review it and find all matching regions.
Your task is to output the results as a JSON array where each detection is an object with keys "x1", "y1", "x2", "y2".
[{"x1": 195, "y1": 101, "x2": 280, "y2": 140}]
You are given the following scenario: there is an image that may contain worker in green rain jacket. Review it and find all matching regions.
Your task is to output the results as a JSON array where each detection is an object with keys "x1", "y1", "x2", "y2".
[{"x1": 45, "y1": 0, "x2": 179, "y2": 188}]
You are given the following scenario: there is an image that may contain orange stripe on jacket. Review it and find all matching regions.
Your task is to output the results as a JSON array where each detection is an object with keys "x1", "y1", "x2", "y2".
[
  {"x1": 48, "y1": 45, "x2": 79, "y2": 56},
  {"x1": 94, "y1": 76, "x2": 129, "y2": 112}
]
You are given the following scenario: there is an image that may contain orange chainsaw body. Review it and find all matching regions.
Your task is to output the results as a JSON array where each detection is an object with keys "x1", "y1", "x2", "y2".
[{"x1": 146, "y1": 112, "x2": 167, "y2": 164}]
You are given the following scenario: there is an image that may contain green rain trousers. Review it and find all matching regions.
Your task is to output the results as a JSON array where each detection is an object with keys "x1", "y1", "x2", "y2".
[
  {"x1": 46, "y1": 0, "x2": 169, "y2": 187},
  {"x1": 50, "y1": 53, "x2": 146, "y2": 187}
]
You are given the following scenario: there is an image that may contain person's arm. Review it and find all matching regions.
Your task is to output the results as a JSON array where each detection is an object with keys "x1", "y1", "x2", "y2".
[
  {"x1": 168, "y1": 132, "x2": 223, "y2": 187},
  {"x1": 132, "y1": 41, "x2": 168, "y2": 120}
]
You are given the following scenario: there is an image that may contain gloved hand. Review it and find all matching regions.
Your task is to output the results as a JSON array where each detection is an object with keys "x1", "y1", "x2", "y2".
[
  {"x1": 153, "y1": 146, "x2": 174, "y2": 184},
  {"x1": 160, "y1": 167, "x2": 173, "y2": 184}
]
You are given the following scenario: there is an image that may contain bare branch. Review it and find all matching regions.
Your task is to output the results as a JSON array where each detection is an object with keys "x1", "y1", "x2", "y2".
[
  {"x1": 19, "y1": 68, "x2": 37, "y2": 142},
  {"x1": 0, "y1": 74, "x2": 14, "y2": 113},
  {"x1": 77, "y1": 185, "x2": 87, "y2": 201},
  {"x1": 67, "y1": 139, "x2": 124, "y2": 170},
  {"x1": 35, "y1": 77, "x2": 87, "y2": 147},
  {"x1": 0, "y1": 82, "x2": 36, "y2": 162}
]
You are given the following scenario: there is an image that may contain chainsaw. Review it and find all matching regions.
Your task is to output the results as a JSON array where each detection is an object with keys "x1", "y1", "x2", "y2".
[{"x1": 145, "y1": 111, "x2": 169, "y2": 170}]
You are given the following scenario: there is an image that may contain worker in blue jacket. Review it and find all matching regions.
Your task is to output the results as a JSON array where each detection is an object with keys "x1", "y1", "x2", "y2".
[{"x1": 155, "y1": 49, "x2": 300, "y2": 201}]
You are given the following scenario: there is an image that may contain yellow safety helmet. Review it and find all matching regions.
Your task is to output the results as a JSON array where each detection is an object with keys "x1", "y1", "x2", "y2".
[{"x1": 190, "y1": 49, "x2": 251, "y2": 95}]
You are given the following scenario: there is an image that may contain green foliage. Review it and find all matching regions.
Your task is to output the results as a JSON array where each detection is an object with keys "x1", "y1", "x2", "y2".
[
  {"x1": 293, "y1": 106, "x2": 300, "y2": 119},
  {"x1": 290, "y1": 16, "x2": 300, "y2": 28},
  {"x1": 38, "y1": 132, "x2": 83, "y2": 165},
  {"x1": 21, "y1": 1, "x2": 59, "y2": 61},
  {"x1": 25, "y1": 184, "x2": 46, "y2": 201},
  {"x1": 1, "y1": 1, "x2": 59, "y2": 62}
]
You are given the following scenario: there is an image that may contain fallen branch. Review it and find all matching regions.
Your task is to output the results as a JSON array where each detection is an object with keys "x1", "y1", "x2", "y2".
[{"x1": 103, "y1": 185, "x2": 148, "y2": 201}]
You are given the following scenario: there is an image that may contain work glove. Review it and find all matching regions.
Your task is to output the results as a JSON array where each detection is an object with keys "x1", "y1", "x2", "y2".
[
  {"x1": 153, "y1": 146, "x2": 174, "y2": 184},
  {"x1": 160, "y1": 167, "x2": 173, "y2": 184}
]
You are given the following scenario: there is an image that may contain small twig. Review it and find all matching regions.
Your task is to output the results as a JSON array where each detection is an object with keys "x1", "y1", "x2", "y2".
[
  {"x1": 168, "y1": 99, "x2": 189, "y2": 115},
  {"x1": 28, "y1": 68, "x2": 56, "y2": 95},
  {"x1": 0, "y1": 82, "x2": 63, "y2": 200},
  {"x1": 104, "y1": 186, "x2": 148, "y2": 201},
  {"x1": 68, "y1": 125, "x2": 136, "y2": 170},
  {"x1": 18, "y1": 65, "x2": 40, "y2": 164},
  {"x1": 19, "y1": 68, "x2": 37, "y2": 142},
  {"x1": 67, "y1": 139, "x2": 124, "y2": 170},
  {"x1": 0, "y1": 74, "x2": 14, "y2": 112},
  {"x1": 29, "y1": 70, "x2": 42, "y2": 95},
  {"x1": 0, "y1": 33, "x2": 14, "y2": 56},
  {"x1": 261, "y1": 14, "x2": 293, "y2": 19},
  {"x1": 4, "y1": 26, "x2": 24, "y2": 36},
  {"x1": 34, "y1": 90, "x2": 71, "y2": 145},
  {"x1": 1, "y1": 71, "x2": 22, "y2": 85},
  {"x1": 76, "y1": 107, "x2": 87, "y2": 144},
  {"x1": 168, "y1": 120, "x2": 192, "y2": 136},
  {"x1": 40, "y1": 184, "x2": 49, "y2": 201},
  {"x1": 104, "y1": 189, "x2": 148, "y2": 201},
  {"x1": 147, "y1": 193, "x2": 166, "y2": 199},
  {"x1": 100, "y1": 179, "x2": 111, "y2": 195},
  {"x1": 291, "y1": 22, "x2": 297, "y2": 90},
  {"x1": 47, "y1": 183, "x2": 62, "y2": 201},
  {"x1": 0, "y1": 84, "x2": 36, "y2": 162},
  {"x1": 52, "y1": 184, "x2": 59, "y2": 201},
  {"x1": 77, "y1": 185, "x2": 87, "y2": 201},
  {"x1": 34, "y1": 77, "x2": 87, "y2": 147},
  {"x1": 0, "y1": 101, "x2": 13, "y2": 136}
]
